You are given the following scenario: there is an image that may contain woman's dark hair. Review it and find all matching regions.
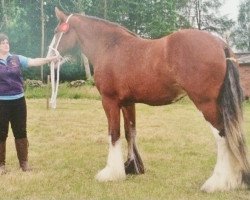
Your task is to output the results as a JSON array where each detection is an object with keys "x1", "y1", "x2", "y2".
[{"x1": 0, "y1": 33, "x2": 9, "y2": 42}]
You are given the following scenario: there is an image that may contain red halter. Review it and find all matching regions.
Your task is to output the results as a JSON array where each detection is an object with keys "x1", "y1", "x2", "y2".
[{"x1": 58, "y1": 22, "x2": 70, "y2": 33}]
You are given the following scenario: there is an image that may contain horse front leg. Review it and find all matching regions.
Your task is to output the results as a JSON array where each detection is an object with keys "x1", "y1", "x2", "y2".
[
  {"x1": 122, "y1": 104, "x2": 144, "y2": 174},
  {"x1": 95, "y1": 98, "x2": 126, "y2": 182}
]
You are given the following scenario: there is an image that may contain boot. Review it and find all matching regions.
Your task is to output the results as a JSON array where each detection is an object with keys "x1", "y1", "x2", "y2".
[
  {"x1": 0, "y1": 141, "x2": 6, "y2": 174},
  {"x1": 15, "y1": 138, "x2": 31, "y2": 171}
]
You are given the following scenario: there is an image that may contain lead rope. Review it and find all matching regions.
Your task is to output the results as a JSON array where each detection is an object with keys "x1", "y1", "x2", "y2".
[{"x1": 48, "y1": 14, "x2": 73, "y2": 109}]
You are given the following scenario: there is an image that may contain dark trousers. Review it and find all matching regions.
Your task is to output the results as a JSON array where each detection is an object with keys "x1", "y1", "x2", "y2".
[{"x1": 0, "y1": 97, "x2": 27, "y2": 142}]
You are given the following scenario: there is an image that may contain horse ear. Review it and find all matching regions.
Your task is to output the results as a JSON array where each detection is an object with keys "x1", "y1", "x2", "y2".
[{"x1": 55, "y1": 7, "x2": 67, "y2": 21}]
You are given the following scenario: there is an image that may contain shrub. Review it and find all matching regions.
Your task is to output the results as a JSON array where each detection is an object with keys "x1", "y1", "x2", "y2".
[
  {"x1": 68, "y1": 80, "x2": 86, "y2": 87},
  {"x1": 25, "y1": 79, "x2": 45, "y2": 87}
]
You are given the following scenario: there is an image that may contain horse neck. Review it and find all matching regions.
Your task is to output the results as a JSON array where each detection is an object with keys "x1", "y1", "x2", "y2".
[{"x1": 72, "y1": 16, "x2": 135, "y2": 65}]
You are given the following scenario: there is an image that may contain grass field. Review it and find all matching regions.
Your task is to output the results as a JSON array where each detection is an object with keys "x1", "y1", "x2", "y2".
[{"x1": 1, "y1": 96, "x2": 250, "y2": 200}]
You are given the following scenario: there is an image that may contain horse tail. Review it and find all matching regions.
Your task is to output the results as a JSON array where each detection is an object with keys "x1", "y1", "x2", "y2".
[{"x1": 218, "y1": 47, "x2": 250, "y2": 185}]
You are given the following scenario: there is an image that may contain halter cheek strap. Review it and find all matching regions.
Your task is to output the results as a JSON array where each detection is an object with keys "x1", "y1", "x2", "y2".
[
  {"x1": 51, "y1": 14, "x2": 73, "y2": 54},
  {"x1": 48, "y1": 14, "x2": 73, "y2": 109}
]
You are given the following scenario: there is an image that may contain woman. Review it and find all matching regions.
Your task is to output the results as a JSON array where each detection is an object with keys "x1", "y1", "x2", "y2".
[{"x1": 0, "y1": 33, "x2": 59, "y2": 174}]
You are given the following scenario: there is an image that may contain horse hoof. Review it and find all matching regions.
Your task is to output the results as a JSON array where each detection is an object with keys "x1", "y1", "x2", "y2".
[
  {"x1": 125, "y1": 159, "x2": 144, "y2": 174},
  {"x1": 201, "y1": 174, "x2": 245, "y2": 193},
  {"x1": 95, "y1": 166, "x2": 126, "y2": 182},
  {"x1": 201, "y1": 179, "x2": 220, "y2": 193}
]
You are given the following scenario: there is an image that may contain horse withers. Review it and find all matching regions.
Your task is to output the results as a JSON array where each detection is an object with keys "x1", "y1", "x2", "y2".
[{"x1": 47, "y1": 7, "x2": 250, "y2": 192}]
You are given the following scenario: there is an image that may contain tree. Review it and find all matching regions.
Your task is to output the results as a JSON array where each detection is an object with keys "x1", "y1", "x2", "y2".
[
  {"x1": 231, "y1": 0, "x2": 250, "y2": 51},
  {"x1": 177, "y1": 0, "x2": 234, "y2": 36},
  {"x1": 100, "y1": 0, "x2": 177, "y2": 38}
]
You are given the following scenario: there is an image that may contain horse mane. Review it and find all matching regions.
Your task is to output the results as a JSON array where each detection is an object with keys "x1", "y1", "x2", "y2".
[{"x1": 74, "y1": 14, "x2": 138, "y2": 38}]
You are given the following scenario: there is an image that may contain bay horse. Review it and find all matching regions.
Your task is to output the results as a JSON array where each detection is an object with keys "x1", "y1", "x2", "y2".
[{"x1": 48, "y1": 7, "x2": 250, "y2": 192}]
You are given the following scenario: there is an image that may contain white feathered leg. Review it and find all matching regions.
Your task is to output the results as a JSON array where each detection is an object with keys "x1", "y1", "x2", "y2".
[
  {"x1": 201, "y1": 126, "x2": 244, "y2": 192},
  {"x1": 96, "y1": 136, "x2": 126, "y2": 182}
]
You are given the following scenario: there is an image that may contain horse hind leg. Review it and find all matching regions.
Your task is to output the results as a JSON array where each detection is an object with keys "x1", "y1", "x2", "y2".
[
  {"x1": 122, "y1": 105, "x2": 144, "y2": 174},
  {"x1": 193, "y1": 99, "x2": 248, "y2": 192},
  {"x1": 201, "y1": 125, "x2": 247, "y2": 192},
  {"x1": 198, "y1": 59, "x2": 250, "y2": 192}
]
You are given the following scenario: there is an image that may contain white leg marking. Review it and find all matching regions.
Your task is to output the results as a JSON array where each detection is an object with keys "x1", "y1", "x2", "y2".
[
  {"x1": 96, "y1": 136, "x2": 126, "y2": 182},
  {"x1": 127, "y1": 127, "x2": 136, "y2": 160},
  {"x1": 201, "y1": 125, "x2": 244, "y2": 192}
]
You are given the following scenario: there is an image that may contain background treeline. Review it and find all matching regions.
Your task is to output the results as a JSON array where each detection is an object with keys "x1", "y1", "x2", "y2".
[{"x1": 0, "y1": 0, "x2": 249, "y2": 81}]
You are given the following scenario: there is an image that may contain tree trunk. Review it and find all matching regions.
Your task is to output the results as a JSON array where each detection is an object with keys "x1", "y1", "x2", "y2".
[
  {"x1": 196, "y1": 0, "x2": 202, "y2": 30},
  {"x1": 82, "y1": 53, "x2": 91, "y2": 80},
  {"x1": 1, "y1": 0, "x2": 7, "y2": 28},
  {"x1": 104, "y1": 0, "x2": 107, "y2": 19},
  {"x1": 80, "y1": 11, "x2": 91, "y2": 80},
  {"x1": 40, "y1": 0, "x2": 45, "y2": 81},
  {"x1": 248, "y1": 24, "x2": 250, "y2": 51}
]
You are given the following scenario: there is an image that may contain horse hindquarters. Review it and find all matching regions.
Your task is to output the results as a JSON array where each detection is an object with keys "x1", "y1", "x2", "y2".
[{"x1": 201, "y1": 53, "x2": 250, "y2": 192}]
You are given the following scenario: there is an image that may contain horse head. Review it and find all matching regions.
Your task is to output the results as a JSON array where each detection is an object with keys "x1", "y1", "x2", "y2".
[{"x1": 47, "y1": 7, "x2": 78, "y2": 57}]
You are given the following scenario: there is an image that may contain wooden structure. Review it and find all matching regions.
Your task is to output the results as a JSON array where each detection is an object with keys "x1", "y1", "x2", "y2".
[{"x1": 237, "y1": 53, "x2": 250, "y2": 100}]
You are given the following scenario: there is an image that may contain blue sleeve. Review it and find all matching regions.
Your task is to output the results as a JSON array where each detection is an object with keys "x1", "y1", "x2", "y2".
[{"x1": 17, "y1": 55, "x2": 29, "y2": 69}]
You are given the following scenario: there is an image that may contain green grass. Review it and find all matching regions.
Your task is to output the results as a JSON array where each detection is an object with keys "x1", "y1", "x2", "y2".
[
  {"x1": 1, "y1": 88, "x2": 250, "y2": 199},
  {"x1": 25, "y1": 83, "x2": 101, "y2": 100}
]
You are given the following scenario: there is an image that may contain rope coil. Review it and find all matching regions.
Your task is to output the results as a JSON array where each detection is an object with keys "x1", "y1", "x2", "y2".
[{"x1": 47, "y1": 14, "x2": 73, "y2": 109}]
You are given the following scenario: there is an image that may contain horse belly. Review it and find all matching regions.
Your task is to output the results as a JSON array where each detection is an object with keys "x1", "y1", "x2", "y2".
[{"x1": 129, "y1": 82, "x2": 186, "y2": 106}]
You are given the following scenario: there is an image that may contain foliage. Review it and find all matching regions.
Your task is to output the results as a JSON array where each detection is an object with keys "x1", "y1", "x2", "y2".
[
  {"x1": 59, "y1": 63, "x2": 86, "y2": 81},
  {"x1": 25, "y1": 79, "x2": 45, "y2": 88},
  {"x1": 68, "y1": 80, "x2": 86, "y2": 87},
  {"x1": 2, "y1": 1, "x2": 42, "y2": 57},
  {"x1": 177, "y1": 0, "x2": 234, "y2": 34},
  {"x1": 111, "y1": 0, "x2": 177, "y2": 38},
  {"x1": 85, "y1": 76, "x2": 95, "y2": 86},
  {"x1": 231, "y1": 0, "x2": 250, "y2": 51},
  {"x1": 22, "y1": 61, "x2": 86, "y2": 82}
]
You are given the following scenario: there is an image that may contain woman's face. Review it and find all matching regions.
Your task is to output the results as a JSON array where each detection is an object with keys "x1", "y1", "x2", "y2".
[{"x1": 0, "y1": 39, "x2": 10, "y2": 55}]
